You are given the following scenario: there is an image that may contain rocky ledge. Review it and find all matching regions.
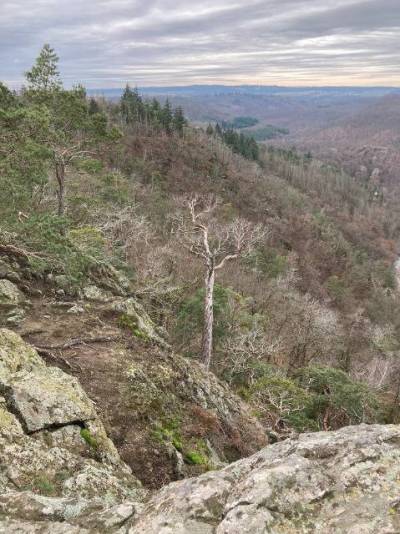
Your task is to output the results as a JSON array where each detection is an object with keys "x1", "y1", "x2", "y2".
[
  {"x1": 129, "y1": 423, "x2": 400, "y2": 533},
  {"x1": 1, "y1": 329, "x2": 400, "y2": 533}
]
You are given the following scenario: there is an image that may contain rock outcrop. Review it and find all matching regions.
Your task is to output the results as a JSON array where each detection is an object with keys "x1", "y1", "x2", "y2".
[
  {"x1": 0, "y1": 279, "x2": 27, "y2": 326},
  {"x1": 0, "y1": 329, "x2": 143, "y2": 532},
  {"x1": 128, "y1": 424, "x2": 400, "y2": 533},
  {"x1": 2, "y1": 330, "x2": 400, "y2": 533}
]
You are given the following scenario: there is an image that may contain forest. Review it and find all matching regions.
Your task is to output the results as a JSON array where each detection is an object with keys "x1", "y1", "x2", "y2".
[{"x1": 1, "y1": 45, "x2": 400, "y2": 456}]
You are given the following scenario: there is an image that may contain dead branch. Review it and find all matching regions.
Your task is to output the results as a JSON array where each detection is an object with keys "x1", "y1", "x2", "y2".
[{"x1": 35, "y1": 335, "x2": 120, "y2": 351}]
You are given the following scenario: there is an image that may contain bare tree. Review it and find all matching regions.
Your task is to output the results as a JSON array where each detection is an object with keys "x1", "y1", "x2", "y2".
[{"x1": 179, "y1": 195, "x2": 265, "y2": 370}]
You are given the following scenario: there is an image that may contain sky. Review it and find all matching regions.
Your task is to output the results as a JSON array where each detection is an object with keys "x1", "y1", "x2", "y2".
[{"x1": 1, "y1": 0, "x2": 400, "y2": 88}]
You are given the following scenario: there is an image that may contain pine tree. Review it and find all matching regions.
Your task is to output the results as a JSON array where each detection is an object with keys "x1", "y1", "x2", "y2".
[
  {"x1": 88, "y1": 98, "x2": 100, "y2": 115},
  {"x1": 172, "y1": 106, "x2": 187, "y2": 135},
  {"x1": 25, "y1": 44, "x2": 62, "y2": 92},
  {"x1": 161, "y1": 99, "x2": 173, "y2": 134},
  {"x1": 206, "y1": 123, "x2": 214, "y2": 136}
]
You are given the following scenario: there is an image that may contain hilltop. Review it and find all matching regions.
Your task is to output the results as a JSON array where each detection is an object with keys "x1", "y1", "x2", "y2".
[{"x1": 1, "y1": 46, "x2": 400, "y2": 530}]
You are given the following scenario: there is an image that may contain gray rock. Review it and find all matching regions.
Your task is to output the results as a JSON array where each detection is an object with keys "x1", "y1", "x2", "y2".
[
  {"x1": 0, "y1": 280, "x2": 26, "y2": 325},
  {"x1": 112, "y1": 297, "x2": 169, "y2": 346},
  {"x1": 67, "y1": 304, "x2": 85, "y2": 314},
  {"x1": 0, "y1": 328, "x2": 143, "y2": 524},
  {"x1": 0, "y1": 279, "x2": 24, "y2": 306},
  {"x1": 128, "y1": 424, "x2": 400, "y2": 533},
  {"x1": 1, "y1": 360, "x2": 96, "y2": 433},
  {"x1": 82, "y1": 285, "x2": 112, "y2": 302}
]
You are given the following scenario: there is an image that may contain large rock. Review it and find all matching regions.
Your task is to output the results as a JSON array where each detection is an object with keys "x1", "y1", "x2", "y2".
[
  {"x1": 0, "y1": 329, "x2": 143, "y2": 532},
  {"x1": 0, "y1": 329, "x2": 96, "y2": 432},
  {"x1": 111, "y1": 297, "x2": 169, "y2": 346},
  {"x1": 0, "y1": 280, "x2": 26, "y2": 325},
  {"x1": 0, "y1": 280, "x2": 24, "y2": 306},
  {"x1": 128, "y1": 424, "x2": 400, "y2": 533}
]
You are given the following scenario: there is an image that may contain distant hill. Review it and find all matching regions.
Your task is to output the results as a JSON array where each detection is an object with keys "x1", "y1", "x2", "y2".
[{"x1": 88, "y1": 85, "x2": 400, "y2": 99}]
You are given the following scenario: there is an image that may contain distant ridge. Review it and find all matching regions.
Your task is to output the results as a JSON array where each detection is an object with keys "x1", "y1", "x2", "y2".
[{"x1": 87, "y1": 85, "x2": 400, "y2": 99}]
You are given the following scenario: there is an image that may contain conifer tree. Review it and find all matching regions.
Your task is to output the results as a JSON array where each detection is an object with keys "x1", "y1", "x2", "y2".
[
  {"x1": 161, "y1": 99, "x2": 173, "y2": 134},
  {"x1": 25, "y1": 44, "x2": 62, "y2": 93},
  {"x1": 172, "y1": 106, "x2": 187, "y2": 135}
]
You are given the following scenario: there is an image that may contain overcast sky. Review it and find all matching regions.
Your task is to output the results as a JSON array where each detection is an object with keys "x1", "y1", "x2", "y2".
[{"x1": 1, "y1": 0, "x2": 400, "y2": 88}]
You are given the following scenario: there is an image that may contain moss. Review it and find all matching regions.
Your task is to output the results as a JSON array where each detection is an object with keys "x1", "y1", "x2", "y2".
[
  {"x1": 152, "y1": 418, "x2": 184, "y2": 452},
  {"x1": 118, "y1": 313, "x2": 149, "y2": 340},
  {"x1": 80, "y1": 428, "x2": 99, "y2": 449},
  {"x1": 185, "y1": 450, "x2": 208, "y2": 465}
]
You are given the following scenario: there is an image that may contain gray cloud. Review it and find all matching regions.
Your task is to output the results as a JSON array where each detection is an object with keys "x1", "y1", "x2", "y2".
[{"x1": 1, "y1": 0, "x2": 399, "y2": 87}]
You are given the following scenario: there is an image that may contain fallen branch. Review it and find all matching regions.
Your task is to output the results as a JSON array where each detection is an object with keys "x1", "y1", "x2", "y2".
[
  {"x1": 35, "y1": 347, "x2": 74, "y2": 370},
  {"x1": 35, "y1": 335, "x2": 120, "y2": 351},
  {"x1": 0, "y1": 244, "x2": 46, "y2": 261}
]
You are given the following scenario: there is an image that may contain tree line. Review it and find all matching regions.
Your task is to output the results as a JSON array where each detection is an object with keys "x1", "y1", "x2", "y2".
[{"x1": 206, "y1": 122, "x2": 259, "y2": 161}]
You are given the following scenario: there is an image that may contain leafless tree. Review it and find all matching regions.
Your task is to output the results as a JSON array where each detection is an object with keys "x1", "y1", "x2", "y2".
[{"x1": 178, "y1": 194, "x2": 265, "y2": 370}]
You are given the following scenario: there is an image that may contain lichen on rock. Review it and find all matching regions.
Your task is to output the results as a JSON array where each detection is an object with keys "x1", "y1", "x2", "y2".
[{"x1": 0, "y1": 328, "x2": 143, "y2": 531}]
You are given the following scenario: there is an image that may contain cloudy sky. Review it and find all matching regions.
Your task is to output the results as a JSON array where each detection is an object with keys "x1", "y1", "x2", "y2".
[{"x1": 1, "y1": 0, "x2": 400, "y2": 88}]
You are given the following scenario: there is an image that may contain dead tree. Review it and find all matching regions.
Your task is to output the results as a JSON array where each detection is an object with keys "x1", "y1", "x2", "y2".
[{"x1": 179, "y1": 195, "x2": 265, "y2": 370}]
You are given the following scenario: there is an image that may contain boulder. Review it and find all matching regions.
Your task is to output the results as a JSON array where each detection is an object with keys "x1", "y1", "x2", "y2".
[
  {"x1": 112, "y1": 297, "x2": 169, "y2": 346},
  {"x1": 128, "y1": 424, "x2": 400, "y2": 533},
  {"x1": 0, "y1": 280, "x2": 26, "y2": 325},
  {"x1": 2, "y1": 366, "x2": 97, "y2": 433},
  {"x1": 0, "y1": 329, "x2": 96, "y2": 432},
  {"x1": 0, "y1": 329, "x2": 143, "y2": 523}
]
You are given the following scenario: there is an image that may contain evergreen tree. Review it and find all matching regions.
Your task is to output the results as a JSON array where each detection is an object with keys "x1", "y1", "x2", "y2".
[
  {"x1": 120, "y1": 84, "x2": 144, "y2": 125},
  {"x1": 172, "y1": 106, "x2": 187, "y2": 135},
  {"x1": 160, "y1": 99, "x2": 173, "y2": 134},
  {"x1": 24, "y1": 46, "x2": 120, "y2": 216},
  {"x1": 25, "y1": 44, "x2": 62, "y2": 92},
  {"x1": 0, "y1": 82, "x2": 16, "y2": 108},
  {"x1": 206, "y1": 123, "x2": 214, "y2": 136},
  {"x1": 88, "y1": 97, "x2": 100, "y2": 115}
]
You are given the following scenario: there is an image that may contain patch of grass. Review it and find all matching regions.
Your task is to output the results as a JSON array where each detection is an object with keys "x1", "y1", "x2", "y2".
[
  {"x1": 33, "y1": 475, "x2": 56, "y2": 496},
  {"x1": 80, "y1": 428, "x2": 99, "y2": 449}
]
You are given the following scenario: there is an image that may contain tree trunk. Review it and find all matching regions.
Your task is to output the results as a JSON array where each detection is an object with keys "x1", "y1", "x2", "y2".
[
  {"x1": 201, "y1": 266, "x2": 215, "y2": 371},
  {"x1": 56, "y1": 162, "x2": 65, "y2": 216}
]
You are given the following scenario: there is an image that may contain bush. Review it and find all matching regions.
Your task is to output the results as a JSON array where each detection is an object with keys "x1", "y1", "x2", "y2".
[
  {"x1": 295, "y1": 366, "x2": 387, "y2": 429},
  {"x1": 248, "y1": 371, "x2": 317, "y2": 431},
  {"x1": 246, "y1": 247, "x2": 288, "y2": 278}
]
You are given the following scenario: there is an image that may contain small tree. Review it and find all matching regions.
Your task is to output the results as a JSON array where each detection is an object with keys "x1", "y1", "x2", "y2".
[
  {"x1": 172, "y1": 106, "x2": 187, "y2": 135},
  {"x1": 179, "y1": 195, "x2": 265, "y2": 370},
  {"x1": 25, "y1": 46, "x2": 120, "y2": 216},
  {"x1": 25, "y1": 44, "x2": 62, "y2": 93}
]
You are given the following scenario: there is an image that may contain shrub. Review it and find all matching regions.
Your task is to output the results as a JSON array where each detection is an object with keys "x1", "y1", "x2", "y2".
[
  {"x1": 295, "y1": 366, "x2": 387, "y2": 429},
  {"x1": 246, "y1": 367, "x2": 317, "y2": 432}
]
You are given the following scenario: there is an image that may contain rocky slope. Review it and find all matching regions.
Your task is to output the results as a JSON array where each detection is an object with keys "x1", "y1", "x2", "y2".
[
  {"x1": 0, "y1": 245, "x2": 267, "y2": 488},
  {"x1": 1, "y1": 332, "x2": 400, "y2": 534},
  {"x1": 0, "y1": 328, "x2": 144, "y2": 532},
  {"x1": 128, "y1": 423, "x2": 400, "y2": 533}
]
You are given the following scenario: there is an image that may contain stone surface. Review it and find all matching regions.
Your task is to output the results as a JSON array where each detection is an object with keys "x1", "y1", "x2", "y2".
[
  {"x1": 111, "y1": 296, "x2": 169, "y2": 346},
  {"x1": 0, "y1": 329, "x2": 143, "y2": 532},
  {"x1": 127, "y1": 424, "x2": 400, "y2": 533},
  {"x1": 0, "y1": 280, "x2": 26, "y2": 325},
  {"x1": 0, "y1": 328, "x2": 96, "y2": 432},
  {"x1": 0, "y1": 279, "x2": 24, "y2": 306},
  {"x1": 83, "y1": 285, "x2": 112, "y2": 302},
  {"x1": 2, "y1": 366, "x2": 97, "y2": 432}
]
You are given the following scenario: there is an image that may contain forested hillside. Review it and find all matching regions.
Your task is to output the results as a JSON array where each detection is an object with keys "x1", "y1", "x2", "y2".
[{"x1": 1, "y1": 46, "x2": 400, "y2": 487}]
